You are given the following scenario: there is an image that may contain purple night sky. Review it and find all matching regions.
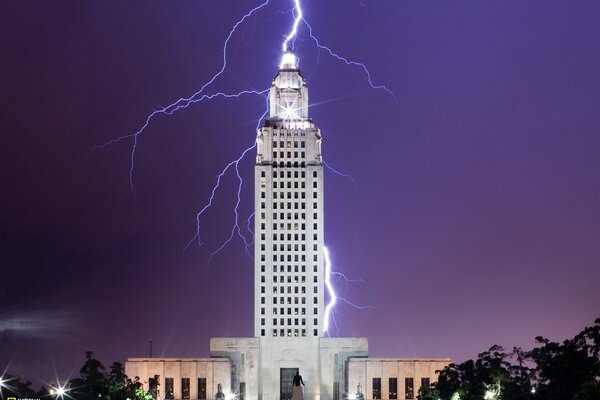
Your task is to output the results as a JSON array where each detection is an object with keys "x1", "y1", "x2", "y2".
[{"x1": 2, "y1": 0, "x2": 600, "y2": 384}]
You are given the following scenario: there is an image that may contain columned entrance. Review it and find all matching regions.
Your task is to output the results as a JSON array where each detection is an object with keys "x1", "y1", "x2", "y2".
[{"x1": 280, "y1": 368, "x2": 297, "y2": 400}]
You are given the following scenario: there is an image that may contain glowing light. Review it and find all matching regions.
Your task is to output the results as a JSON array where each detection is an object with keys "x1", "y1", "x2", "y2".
[
  {"x1": 225, "y1": 392, "x2": 237, "y2": 400},
  {"x1": 484, "y1": 391, "x2": 494, "y2": 400},
  {"x1": 280, "y1": 51, "x2": 298, "y2": 69},
  {"x1": 282, "y1": 0, "x2": 303, "y2": 51},
  {"x1": 451, "y1": 393, "x2": 461, "y2": 400},
  {"x1": 323, "y1": 246, "x2": 337, "y2": 333},
  {"x1": 347, "y1": 394, "x2": 357, "y2": 400},
  {"x1": 531, "y1": 387, "x2": 536, "y2": 394},
  {"x1": 280, "y1": 100, "x2": 298, "y2": 120},
  {"x1": 50, "y1": 384, "x2": 69, "y2": 399}
]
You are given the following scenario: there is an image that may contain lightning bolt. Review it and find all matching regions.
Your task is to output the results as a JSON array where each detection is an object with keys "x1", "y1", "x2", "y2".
[
  {"x1": 323, "y1": 160, "x2": 357, "y2": 185},
  {"x1": 91, "y1": 0, "x2": 272, "y2": 199},
  {"x1": 301, "y1": 17, "x2": 396, "y2": 100},
  {"x1": 323, "y1": 246, "x2": 337, "y2": 334},
  {"x1": 323, "y1": 246, "x2": 374, "y2": 335},
  {"x1": 282, "y1": 0, "x2": 303, "y2": 51},
  {"x1": 95, "y1": 0, "x2": 391, "y2": 326}
]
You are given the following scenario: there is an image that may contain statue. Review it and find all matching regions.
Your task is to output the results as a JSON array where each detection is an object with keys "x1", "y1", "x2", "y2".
[
  {"x1": 291, "y1": 369, "x2": 305, "y2": 400},
  {"x1": 356, "y1": 384, "x2": 364, "y2": 400},
  {"x1": 216, "y1": 383, "x2": 225, "y2": 400}
]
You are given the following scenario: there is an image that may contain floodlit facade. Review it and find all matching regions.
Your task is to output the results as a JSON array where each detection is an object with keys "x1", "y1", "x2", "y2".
[{"x1": 125, "y1": 51, "x2": 450, "y2": 400}]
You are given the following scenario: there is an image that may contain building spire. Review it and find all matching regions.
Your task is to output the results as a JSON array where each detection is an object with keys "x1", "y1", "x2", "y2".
[{"x1": 279, "y1": 50, "x2": 298, "y2": 70}]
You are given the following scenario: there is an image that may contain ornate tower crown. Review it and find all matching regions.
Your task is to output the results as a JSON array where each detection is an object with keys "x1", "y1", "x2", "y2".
[{"x1": 269, "y1": 51, "x2": 309, "y2": 121}]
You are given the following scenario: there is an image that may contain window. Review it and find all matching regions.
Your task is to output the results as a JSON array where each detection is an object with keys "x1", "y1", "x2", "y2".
[
  {"x1": 240, "y1": 382, "x2": 246, "y2": 400},
  {"x1": 165, "y1": 378, "x2": 174, "y2": 399},
  {"x1": 333, "y1": 382, "x2": 340, "y2": 400},
  {"x1": 372, "y1": 378, "x2": 381, "y2": 400},
  {"x1": 421, "y1": 378, "x2": 430, "y2": 390},
  {"x1": 198, "y1": 378, "x2": 207, "y2": 400},
  {"x1": 405, "y1": 378, "x2": 414, "y2": 400},
  {"x1": 149, "y1": 376, "x2": 159, "y2": 399},
  {"x1": 389, "y1": 378, "x2": 397, "y2": 399},
  {"x1": 182, "y1": 378, "x2": 190, "y2": 399}
]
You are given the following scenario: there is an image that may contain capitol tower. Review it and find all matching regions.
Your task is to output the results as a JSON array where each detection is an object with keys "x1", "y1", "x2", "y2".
[
  {"x1": 254, "y1": 50, "x2": 325, "y2": 340},
  {"x1": 126, "y1": 51, "x2": 449, "y2": 400}
]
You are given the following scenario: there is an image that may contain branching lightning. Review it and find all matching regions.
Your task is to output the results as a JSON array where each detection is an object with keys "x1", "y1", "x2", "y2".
[
  {"x1": 97, "y1": 0, "x2": 393, "y2": 332},
  {"x1": 302, "y1": 18, "x2": 397, "y2": 100},
  {"x1": 323, "y1": 160, "x2": 357, "y2": 185},
  {"x1": 91, "y1": 0, "x2": 272, "y2": 199},
  {"x1": 323, "y1": 246, "x2": 374, "y2": 335}
]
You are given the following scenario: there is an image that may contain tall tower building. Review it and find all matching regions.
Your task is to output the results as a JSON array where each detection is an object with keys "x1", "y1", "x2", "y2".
[
  {"x1": 254, "y1": 50, "x2": 324, "y2": 339},
  {"x1": 125, "y1": 50, "x2": 450, "y2": 400}
]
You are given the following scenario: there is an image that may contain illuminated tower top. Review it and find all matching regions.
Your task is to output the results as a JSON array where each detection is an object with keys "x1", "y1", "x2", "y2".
[{"x1": 269, "y1": 51, "x2": 309, "y2": 121}]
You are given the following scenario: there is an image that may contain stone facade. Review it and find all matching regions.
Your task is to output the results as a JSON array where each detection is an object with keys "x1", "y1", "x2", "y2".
[
  {"x1": 125, "y1": 358, "x2": 231, "y2": 400},
  {"x1": 347, "y1": 358, "x2": 452, "y2": 400},
  {"x1": 125, "y1": 51, "x2": 450, "y2": 400}
]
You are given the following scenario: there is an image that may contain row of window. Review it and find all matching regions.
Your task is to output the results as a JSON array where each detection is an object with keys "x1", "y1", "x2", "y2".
[
  {"x1": 271, "y1": 286, "x2": 309, "y2": 294},
  {"x1": 260, "y1": 264, "x2": 319, "y2": 273},
  {"x1": 260, "y1": 306, "x2": 319, "y2": 315},
  {"x1": 272, "y1": 140, "x2": 306, "y2": 148},
  {"x1": 269, "y1": 274, "x2": 319, "y2": 283},
  {"x1": 261, "y1": 170, "x2": 318, "y2": 178},
  {"x1": 260, "y1": 297, "x2": 318, "y2": 305},
  {"x1": 261, "y1": 254, "x2": 315, "y2": 262},
  {"x1": 267, "y1": 244, "x2": 319, "y2": 253},
  {"x1": 271, "y1": 180, "x2": 318, "y2": 189},
  {"x1": 270, "y1": 186, "x2": 318, "y2": 196},
  {"x1": 264, "y1": 317, "x2": 318, "y2": 326},
  {"x1": 271, "y1": 294, "x2": 318, "y2": 304},
  {"x1": 273, "y1": 151, "x2": 306, "y2": 159},
  {"x1": 263, "y1": 244, "x2": 314, "y2": 252},
  {"x1": 261, "y1": 275, "x2": 306, "y2": 283},
  {"x1": 258, "y1": 233, "x2": 312, "y2": 241},
  {"x1": 270, "y1": 181, "x2": 308, "y2": 189},
  {"x1": 264, "y1": 286, "x2": 307, "y2": 294},
  {"x1": 260, "y1": 194, "x2": 317, "y2": 208},
  {"x1": 265, "y1": 328, "x2": 319, "y2": 337},
  {"x1": 372, "y1": 377, "x2": 430, "y2": 400},
  {"x1": 272, "y1": 161, "x2": 309, "y2": 168},
  {"x1": 269, "y1": 253, "x2": 318, "y2": 261},
  {"x1": 272, "y1": 212, "x2": 309, "y2": 220},
  {"x1": 151, "y1": 378, "x2": 248, "y2": 400},
  {"x1": 150, "y1": 377, "x2": 206, "y2": 400},
  {"x1": 268, "y1": 202, "x2": 313, "y2": 210}
]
